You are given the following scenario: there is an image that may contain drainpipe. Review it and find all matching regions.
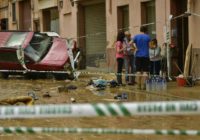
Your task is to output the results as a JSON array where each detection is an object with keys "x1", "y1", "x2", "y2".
[
  {"x1": 74, "y1": 0, "x2": 79, "y2": 39},
  {"x1": 163, "y1": 0, "x2": 172, "y2": 80},
  {"x1": 166, "y1": 15, "x2": 173, "y2": 80}
]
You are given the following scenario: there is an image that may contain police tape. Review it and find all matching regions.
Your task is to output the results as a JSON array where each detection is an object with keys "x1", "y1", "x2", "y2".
[
  {"x1": 0, "y1": 127, "x2": 199, "y2": 136},
  {"x1": 79, "y1": 71, "x2": 168, "y2": 77},
  {"x1": 80, "y1": 71, "x2": 141, "y2": 76},
  {"x1": 0, "y1": 69, "x2": 69, "y2": 74},
  {"x1": 0, "y1": 69, "x2": 146, "y2": 76},
  {"x1": 0, "y1": 69, "x2": 131, "y2": 75},
  {"x1": 0, "y1": 101, "x2": 199, "y2": 119}
]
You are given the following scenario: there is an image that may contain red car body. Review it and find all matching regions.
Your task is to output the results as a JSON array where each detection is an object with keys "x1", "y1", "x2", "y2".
[{"x1": 0, "y1": 31, "x2": 75, "y2": 78}]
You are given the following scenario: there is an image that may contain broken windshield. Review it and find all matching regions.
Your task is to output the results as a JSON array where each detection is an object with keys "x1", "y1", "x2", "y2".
[{"x1": 24, "y1": 33, "x2": 52, "y2": 62}]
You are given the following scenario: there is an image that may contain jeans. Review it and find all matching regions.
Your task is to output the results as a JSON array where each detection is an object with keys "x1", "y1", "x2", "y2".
[
  {"x1": 124, "y1": 55, "x2": 135, "y2": 83},
  {"x1": 150, "y1": 60, "x2": 161, "y2": 76}
]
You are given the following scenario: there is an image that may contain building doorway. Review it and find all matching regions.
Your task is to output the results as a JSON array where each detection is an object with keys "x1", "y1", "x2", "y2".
[
  {"x1": 85, "y1": 3, "x2": 106, "y2": 67},
  {"x1": 18, "y1": 0, "x2": 31, "y2": 31},
  {"x1": 0, "y1": 18, "x2": 8, "y2": 30},
  {"x1": 171, "y1": 0, "x2": 189, "y2": 75}
]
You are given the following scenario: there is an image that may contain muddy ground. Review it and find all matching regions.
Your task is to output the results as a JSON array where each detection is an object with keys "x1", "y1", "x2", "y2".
[{"x1": 0, "y1": 72, "x2": 200, "y2": 140}]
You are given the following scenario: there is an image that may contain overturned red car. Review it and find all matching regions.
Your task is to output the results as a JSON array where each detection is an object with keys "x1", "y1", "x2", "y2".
[{"x1": 0, "y1": 31, "x2": 79, "y2": 79}]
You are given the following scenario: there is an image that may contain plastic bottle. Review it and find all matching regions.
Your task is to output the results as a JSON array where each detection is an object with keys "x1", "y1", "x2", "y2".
[
  {"x1": 149, "y1": 78, "x2": 152, "y2": 91},
  {"x1": 151, "y1": 77, "x2": 156, "y2": 91},
  {"x1": 146, "y1": 79, "x2": 150, "y2": 92},
  {"x1": 155, "y1": 78, "x2": 160, "y2": 91},
  {"x1": 162, "y1": 78, "x2": 167, "y2": 91},
  {"x1": 122, "y1": 93, "x2": 128, "y2": 100},
  {"x1": 159, "y1": 77, "x2": 163, "y2": 91}
]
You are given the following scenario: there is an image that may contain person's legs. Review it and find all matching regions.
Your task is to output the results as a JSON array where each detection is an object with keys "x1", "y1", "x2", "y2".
[
  {"x1": 135, "y1": 57, "x2": 142, "y2": 89},
  {"x1": 141, "y1": 72, "x2": 148, "y2": 90},
  {"x1": 129, "y1": 54, "x2": 135, "y2": 84},
  {"x1": 116, "y1": 58, "x2": 124, "y2": 85},
  {"x1": 124, "y1": 56, "x2": 129, "y2": 83},
  {"x1": 155, "y1": 60, "x2": 161, "y2": 75},
  {"x1": 150, "y1": 61, "x2": 154, "y2": 75},
  {"x1": 135, "y1": 72, "x2": 141, "y2": 89},
  {"x1": 161, "y1": 58, "x2": 167, "y2": 77},
  {"x1": 141, "y1": 57, "x2": 150, "y2": 90}
]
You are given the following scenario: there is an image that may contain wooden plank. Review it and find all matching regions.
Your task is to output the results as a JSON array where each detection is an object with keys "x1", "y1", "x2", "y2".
[{"x1": 184, "y1": 44, "x2": 192, "y2": 77}]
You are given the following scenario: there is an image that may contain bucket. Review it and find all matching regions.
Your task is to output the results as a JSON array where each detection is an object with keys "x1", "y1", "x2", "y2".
[{"x1": 176, "y1": 77, "x2": 186, "y2": 87}]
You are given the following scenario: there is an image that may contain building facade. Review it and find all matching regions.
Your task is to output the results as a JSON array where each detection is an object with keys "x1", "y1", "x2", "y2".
[
  {"x1": 0, "y1": 0, "x2": 199, "y2": 77},
  {"x1": 0, "y1": 0, "x2": 8, "y2": 30}
]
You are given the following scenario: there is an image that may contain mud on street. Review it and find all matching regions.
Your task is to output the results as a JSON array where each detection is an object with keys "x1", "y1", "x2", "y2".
[{"x1": 0, "y1": 73, "x2": 200, "y2": 140}]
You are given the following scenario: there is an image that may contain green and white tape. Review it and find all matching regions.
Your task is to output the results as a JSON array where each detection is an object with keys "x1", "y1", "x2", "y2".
[
  {"x1": 0, "y1": 101, "x2": 200, "y2": 119},
  {"x1": 80, "y1": 71, "x2": 136, "y2": 76},
  {"x1": 0, "y1": 70, "x2": 135, "y2": 76},
  {"x1": 0, "y1": 127, "x2": 200, "y2": 136}
]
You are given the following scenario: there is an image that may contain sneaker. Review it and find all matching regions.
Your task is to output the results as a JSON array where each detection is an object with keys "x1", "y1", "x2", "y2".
[
  {"x1": 114, "y1": 93, "x2": 128, "y2": 100},
  {"x1": 28, "y1": 91, "x2": 39, "y2": 100}
]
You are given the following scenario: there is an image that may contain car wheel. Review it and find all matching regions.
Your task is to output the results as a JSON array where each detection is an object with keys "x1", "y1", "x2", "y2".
[{"x1": 0, "y1": 72, "x2": 9, "y2": 79}]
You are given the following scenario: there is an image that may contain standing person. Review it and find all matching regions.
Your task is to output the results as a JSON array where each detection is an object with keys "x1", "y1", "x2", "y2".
[
  {"x1": 149, "y1": 38, "x2": 162, "y2": 76},
  {"x1": 124, "y1": 31, "x2": 136, "y2": 85},
  {"x1": 131, "y1": 26, "x2": 151, "y2": 90},
  {"x1": 115, "y1": 31, "x2": 125, "y2": 85},
  {"x1": 160, "y1": 42, "x2": 167, "y2": 78}
]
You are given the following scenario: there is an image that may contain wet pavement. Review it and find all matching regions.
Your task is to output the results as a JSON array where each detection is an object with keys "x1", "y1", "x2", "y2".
[{"x1": 0, "y1": 73, "x2": 200, "y2": 140}]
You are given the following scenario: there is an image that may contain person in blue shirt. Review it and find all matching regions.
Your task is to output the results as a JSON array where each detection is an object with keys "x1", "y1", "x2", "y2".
[{"x1": 130, "y1": 26, "x2": 151, "y2": 90}]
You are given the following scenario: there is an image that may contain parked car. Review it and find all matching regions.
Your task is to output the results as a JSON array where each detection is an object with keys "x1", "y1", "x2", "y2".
[{"x1": 0, "y1": 31, "x2": 79, "y2": 80}]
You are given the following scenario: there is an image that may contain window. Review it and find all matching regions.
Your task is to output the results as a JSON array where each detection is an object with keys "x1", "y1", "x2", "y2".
[
  {"x1": 141, "y1": 0, "x2": 156, "y2": 39},
  {"x1": 117, "y1": 5, "x2": 129, "y2": 32},
  {"x1": 12, "y1": 2, "x2": 16, "y2": 22}
]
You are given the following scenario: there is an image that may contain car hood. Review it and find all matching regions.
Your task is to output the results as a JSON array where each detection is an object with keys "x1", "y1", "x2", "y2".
[
  {"x1": 38, "y1": 38, "x2": 69, "y2": 67},
  {"x1": 0, "y1": 31, "x2": 34, "y2": 49}
]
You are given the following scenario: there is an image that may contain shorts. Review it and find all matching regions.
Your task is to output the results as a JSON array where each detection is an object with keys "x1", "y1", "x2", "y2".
[{"x1": 135, "y1": 57, "x2": 150, "y2": 72}]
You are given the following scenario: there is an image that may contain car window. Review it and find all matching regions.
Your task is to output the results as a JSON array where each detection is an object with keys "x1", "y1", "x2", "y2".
[
  {"x1": 5, "y1": 32, "x2": 28, "y2": 48},
  {"x1": 24, "y1": 33, "x2": 52, "y2": 62},
  {"x1": 24, "y1": 45, "x2": 40, "y2": 62}
]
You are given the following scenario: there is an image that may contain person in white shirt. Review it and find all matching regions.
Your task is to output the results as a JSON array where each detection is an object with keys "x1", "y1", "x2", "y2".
[
  {"x1": 123, "y1": 31, "x2": 136, "y2": 85},
  {"x1": 149, "y1": 38, "x2": 162, "y2": 76}
]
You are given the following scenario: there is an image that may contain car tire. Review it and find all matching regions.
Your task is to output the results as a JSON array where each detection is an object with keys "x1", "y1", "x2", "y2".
[{"x1": 0, "y1": 72, "x2": 9, "y2": 79}]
